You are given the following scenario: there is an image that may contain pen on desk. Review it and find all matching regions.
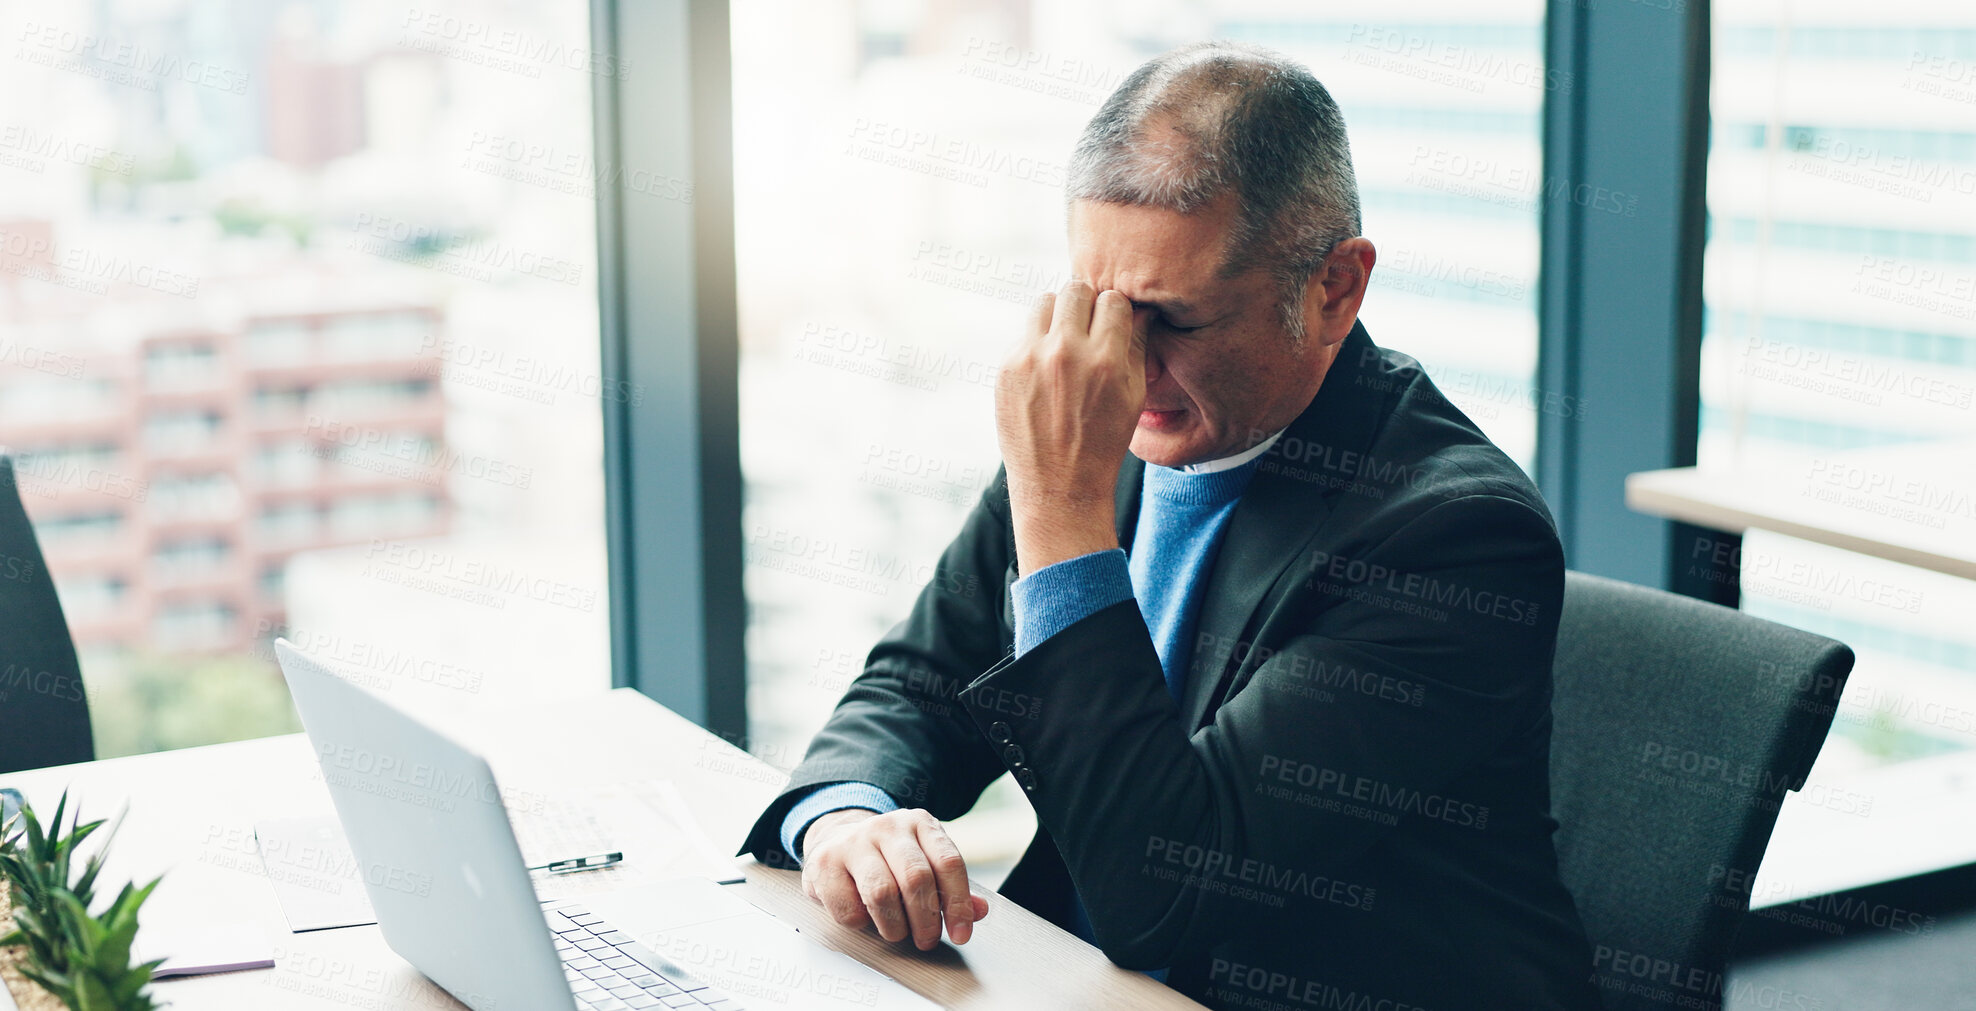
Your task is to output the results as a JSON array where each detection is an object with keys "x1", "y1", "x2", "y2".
[{"x1": 526, "y1": 851, "x2": 624, "y2": 874}]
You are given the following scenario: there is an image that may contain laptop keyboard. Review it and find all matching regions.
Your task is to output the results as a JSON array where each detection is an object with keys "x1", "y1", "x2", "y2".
[{"x1": 543, "y1": 901, "x2": 746, "y2": 1010}]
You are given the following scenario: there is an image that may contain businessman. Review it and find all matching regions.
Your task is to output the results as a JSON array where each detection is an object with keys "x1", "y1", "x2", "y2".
[{"x1": 741, "y1": 41, "x2": 1601, "y2": 1010}]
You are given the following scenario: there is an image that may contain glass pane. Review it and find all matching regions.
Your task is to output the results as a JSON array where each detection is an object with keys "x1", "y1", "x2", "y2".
[
  {"x1": 1, "y1": 0, "x2": 611, "y2": 757},
  {"x1": 733, "y1": 0, "x2": 1548, "y2": 879},
  {"x1": 1704, "y1": 3, "x2": 1976, "y2": 894}
]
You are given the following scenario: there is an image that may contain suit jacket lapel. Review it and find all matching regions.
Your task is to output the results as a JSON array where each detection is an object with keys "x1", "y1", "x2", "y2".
[
  {"x1": 1113, "y1": 452, "x2": 1145, "y2": 547},
  {"x1": 1177, "y1": 321, "x2": 1390, "y2": 732}
]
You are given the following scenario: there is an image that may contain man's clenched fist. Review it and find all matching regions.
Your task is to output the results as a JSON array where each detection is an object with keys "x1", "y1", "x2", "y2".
[
  {"x1": 800, "y1": 807, "x2": 990, "y2": 950},
  {"x1": 995, "y1": 280, "x2": 1148, "y2": 574}
]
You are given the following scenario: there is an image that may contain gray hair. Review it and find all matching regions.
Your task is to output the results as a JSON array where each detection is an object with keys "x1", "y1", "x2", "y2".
[{"x1": 1068, "y1": 41, "x2": 1361, "y2": 342}]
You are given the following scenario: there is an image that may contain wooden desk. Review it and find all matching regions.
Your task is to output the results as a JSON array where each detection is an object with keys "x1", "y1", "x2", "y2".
[
  {"x1": 1625, "y1": 440, "x2": 1976, "y2": 580},
  {"x1": 0, "y1": 689, "x2": 1201, "y2": 1010}
]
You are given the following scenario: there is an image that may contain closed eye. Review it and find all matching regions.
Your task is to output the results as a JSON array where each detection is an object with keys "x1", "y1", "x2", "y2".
[{"x1": 1128, "y1": 297, "x2": 1214, "y2": 335}]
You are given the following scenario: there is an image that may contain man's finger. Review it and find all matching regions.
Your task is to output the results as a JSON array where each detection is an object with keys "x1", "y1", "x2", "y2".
[
  {"x1": 1028, "y1": 290, "x2": 1057, "y2": 339},
  {"x1": 914, "y1": 818, "x2": 976, "y2": 945},
  {"x1": 847, "y1": 846, "x2": 912, "y2": 943},
  {"x1": 1050, "y1": 279, "x2": 1097, "y2": 340},
  {"x1": 814, "y1": 861, "x2": 872, "y2": 930},
  {"x1": 1091, "y1": 289, "x2": 1137, "y2": 359},
  {"x1": 878, "y1": 833, "x2": 946, "y2": 950}
]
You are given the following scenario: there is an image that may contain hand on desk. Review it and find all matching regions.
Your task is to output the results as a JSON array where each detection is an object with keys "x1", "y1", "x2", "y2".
[{"x1": 800, "y1": 808, "x2": 990, "y2": 951}]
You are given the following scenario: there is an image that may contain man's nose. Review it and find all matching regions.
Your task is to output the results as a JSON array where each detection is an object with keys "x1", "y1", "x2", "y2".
[{"x1": 1125, "y1": 306, "x2": 1164, "y2": 383}]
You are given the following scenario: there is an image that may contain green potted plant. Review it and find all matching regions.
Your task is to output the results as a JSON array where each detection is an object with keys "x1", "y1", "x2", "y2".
[{"x1": 0, "y1": 792, "x2": 163, "y2": 1011}]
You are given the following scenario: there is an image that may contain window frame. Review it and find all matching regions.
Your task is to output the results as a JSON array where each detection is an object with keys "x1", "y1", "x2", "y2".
[
  {"x1": 1535, "y1": 0, "x2": 1722, "y2": 595},
  {"x1": 589, "y1": 0, "x2": 747, "y2": 738}
]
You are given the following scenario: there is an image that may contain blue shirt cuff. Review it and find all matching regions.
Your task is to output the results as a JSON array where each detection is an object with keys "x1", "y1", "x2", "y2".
[
  {"x1": 779, "y1": 781, "x2": 900, "y2": 865},
  {"x1": 1011, "y1": 548, "x2": 1133, "y2": 655}
]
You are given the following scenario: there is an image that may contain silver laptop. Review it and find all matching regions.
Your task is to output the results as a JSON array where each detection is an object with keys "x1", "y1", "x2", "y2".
[{"x1": 274, "y1": 638, "x2": 936, "y2": 1011}]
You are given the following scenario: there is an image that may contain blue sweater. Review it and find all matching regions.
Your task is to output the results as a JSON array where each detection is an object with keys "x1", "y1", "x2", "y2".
[{"x1": 780, "y1": 435, "x2": 1282, "y2": 960}]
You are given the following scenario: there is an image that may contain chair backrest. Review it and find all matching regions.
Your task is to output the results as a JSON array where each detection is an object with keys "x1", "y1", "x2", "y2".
[
  {"x1": 1549, "y1": 571, "x2": 1853, "y2": 1011},
  {"x1": 0, "y1": 454, "x2": 95, "y2": 773}
]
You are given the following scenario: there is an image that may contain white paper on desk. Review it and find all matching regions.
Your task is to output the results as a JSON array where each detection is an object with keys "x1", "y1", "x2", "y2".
[
  {"x1": 253, "y1": 816, "x2": 377, "y2": 932},
  {"x1": 625, "y1": 779, "x2": 748, "y2": 883},
  {"x1": 510, "y1": 778, "x2": 745, "y2": 902},
  {"x1": 135, "y1": 923, "x2": 275, "y2": 978},
  {"x1": 253, "y1": 779, "x2": 740, "y2": 929}
]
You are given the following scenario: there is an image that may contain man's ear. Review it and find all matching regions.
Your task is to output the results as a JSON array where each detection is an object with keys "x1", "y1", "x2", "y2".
[{"x1": 1299, "y1": 237, "x2": 1376, "y2": 349}]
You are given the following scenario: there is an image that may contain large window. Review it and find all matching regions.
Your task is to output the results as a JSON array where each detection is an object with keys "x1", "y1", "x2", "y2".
[
  {"x1": 0, "y1": 0, "x2": 611, "y2": 756},
  {"x1": 732, "y1": 0, "x2": 1548, "y2": 879},
  {"x1": 1704, "y1": 3, "x2": 1976, "y2": 897}
]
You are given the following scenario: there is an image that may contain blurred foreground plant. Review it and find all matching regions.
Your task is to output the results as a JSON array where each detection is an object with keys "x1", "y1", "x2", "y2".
[{"x1": 0, "y1": 792, "x2": 162, "y2": 1011}]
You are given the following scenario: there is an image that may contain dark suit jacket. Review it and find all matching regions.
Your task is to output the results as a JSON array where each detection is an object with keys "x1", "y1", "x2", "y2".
[{"x1": 741, "y1": 322, "x2": 1601, "y2": 1010}]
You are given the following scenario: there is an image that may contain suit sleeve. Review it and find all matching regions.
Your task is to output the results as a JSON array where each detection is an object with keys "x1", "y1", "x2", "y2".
[
  {"x1": 738, "y1": 468, "x2": 1021, "y2": 867},
  {"x1": 957, "y1": 493, "x2": 1566, "y2": 968}
]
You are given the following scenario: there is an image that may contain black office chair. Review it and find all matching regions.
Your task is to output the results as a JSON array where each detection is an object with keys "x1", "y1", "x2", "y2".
[
  {"x1": 0, "y1": 453, "x2": 96, "y2": 773},
  {"x1": 1548, "y1": 571, "x2": 1854, "y2": 1011}
]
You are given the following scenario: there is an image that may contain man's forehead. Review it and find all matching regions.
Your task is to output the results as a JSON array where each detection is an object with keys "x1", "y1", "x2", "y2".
[{"x1": 1068, "y1": 197, "x2": 1238, "y2": 304}]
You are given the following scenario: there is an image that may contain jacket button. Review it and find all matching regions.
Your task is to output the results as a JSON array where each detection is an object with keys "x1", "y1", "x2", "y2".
[
  {"x1": 1017, "y1": 769, "x2": 1038, "y2": 792},
  {"x1": 1003, "y1": 743, "x2": 1025, "y2": 766},
  {"x1": 989, "y1": 721, "x2": 1013, "y2": 744}
]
